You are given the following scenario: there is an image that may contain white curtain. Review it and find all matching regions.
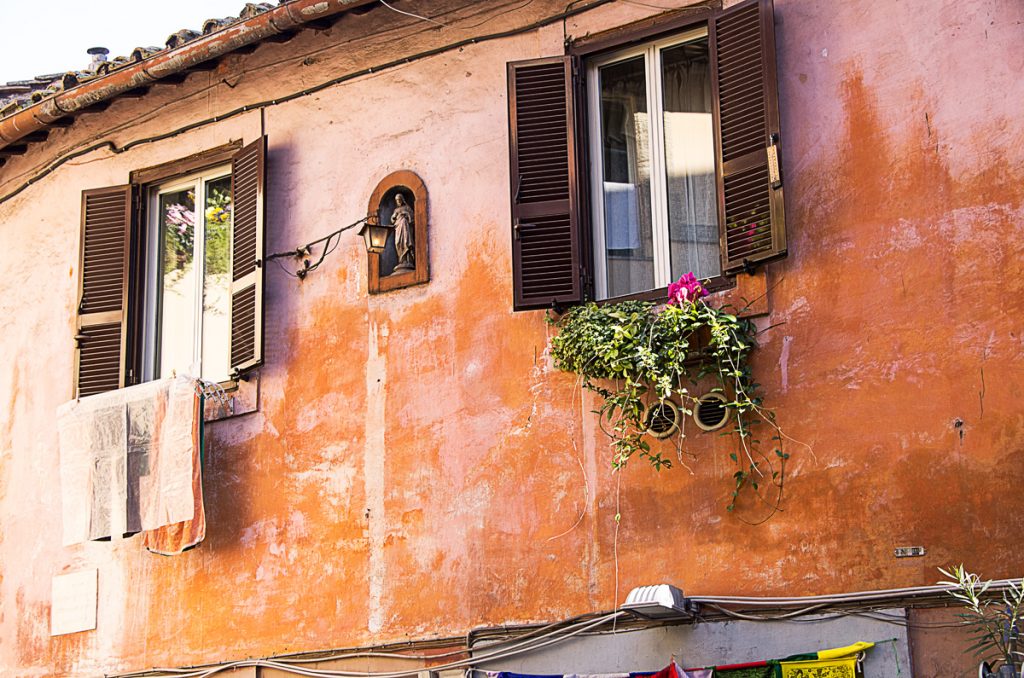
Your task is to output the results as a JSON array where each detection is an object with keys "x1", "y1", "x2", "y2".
[{"x1": 662, "y1": 55, "x2": 720, "y2": 279}]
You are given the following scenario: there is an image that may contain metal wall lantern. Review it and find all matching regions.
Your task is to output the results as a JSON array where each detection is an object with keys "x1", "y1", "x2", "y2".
[{"x1": 358, "y1": 217, "x2": 393, "y2": 255}]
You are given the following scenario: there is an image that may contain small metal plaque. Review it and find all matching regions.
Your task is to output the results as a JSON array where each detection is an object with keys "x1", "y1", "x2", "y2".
[{"x1": 894, "y1": 546, "x2": 926, "y2": 558}]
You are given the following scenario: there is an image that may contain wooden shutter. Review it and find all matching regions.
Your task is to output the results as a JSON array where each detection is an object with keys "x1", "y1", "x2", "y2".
[
  {"x1": 508, "y1": 57, "x2": 585, "y2": 311},
  {"x1": 711, "y1": 0, "x2": 787, "y2": 274},
  {"x1": 229, "y1": 136, "x2": 266, "y2": 376},
  {"x1": 75, "y1": 186, "x2": 131, "y2": 398}
]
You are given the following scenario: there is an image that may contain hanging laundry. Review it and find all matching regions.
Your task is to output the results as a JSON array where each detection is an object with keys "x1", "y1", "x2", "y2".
[
  {"x1": 58, "y1": 377, "x2": 201, "y2": 546},
  {"x1": 143, "y1": 392, "x2": 205, "y2": 555},
  {"x1": 58, "y1": 395, "x2": 127, "y2": 543}
]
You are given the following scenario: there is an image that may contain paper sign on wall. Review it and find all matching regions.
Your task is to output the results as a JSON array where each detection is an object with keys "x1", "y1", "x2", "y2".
[{"x1": 51, "y1": 569, "x2": 97, "y2": 636}]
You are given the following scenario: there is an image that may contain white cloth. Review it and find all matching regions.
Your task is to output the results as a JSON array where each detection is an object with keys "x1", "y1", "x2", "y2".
[{"x1": 58, "y1": 377, "x2": 198, "y2": 546}]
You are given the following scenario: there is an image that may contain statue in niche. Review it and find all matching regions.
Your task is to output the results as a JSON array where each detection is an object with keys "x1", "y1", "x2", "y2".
[{"x1": 391, "y1": 193, "x2": 415, "y2": 274}]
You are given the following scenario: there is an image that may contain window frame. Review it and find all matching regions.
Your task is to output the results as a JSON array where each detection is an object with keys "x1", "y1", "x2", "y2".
[
  {"x1": 141, "y1": 164, "x2": 233, "y2": 384},
  {"x1": 75, "y1": 137, "x2": 267, "y2": 400},
  {"x1": 586, "y1": 25, "x2": 726, "y2": 301},
  {"x1": 508, "y1": 0, "x2": 784, "y2": 312},
  {"x1": 570, "y1": 6, "x2": 734, "y2": 305},
  {"x1": 126, "y1": 141, "x2": 243, "y2": 388}
]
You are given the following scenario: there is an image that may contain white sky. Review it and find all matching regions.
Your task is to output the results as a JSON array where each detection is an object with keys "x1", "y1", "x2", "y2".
[{"x1": 0, "y1": 0, "x2": 250, "y2": 84}]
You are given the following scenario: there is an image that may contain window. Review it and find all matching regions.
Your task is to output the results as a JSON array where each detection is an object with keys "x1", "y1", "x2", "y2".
[
  {"x1": 74, "y1": 138, "x2": 266, "y2": 398},
  {"x1": 588, "y1": 28, "x2": 720, "y2": 299},
  {"x1": 143, "y1": 167, "x2": 233, "y2": 383},
  {"x1": 507, "y1": 0, "x2": 787, "y2": 311}
]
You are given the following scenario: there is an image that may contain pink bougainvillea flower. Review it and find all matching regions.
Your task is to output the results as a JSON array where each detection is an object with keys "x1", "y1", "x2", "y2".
[{"x1": 667, "y1": 271, "x2": 708, "y2": 306}]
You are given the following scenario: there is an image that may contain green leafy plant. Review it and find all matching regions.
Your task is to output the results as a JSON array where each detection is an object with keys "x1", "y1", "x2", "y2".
[
  {"x1": 547, "y1": 273, "x2": 790, "y2": 515},
  {"x1": 940, "y1": 565, "x2": 1024, "y2": 674}
]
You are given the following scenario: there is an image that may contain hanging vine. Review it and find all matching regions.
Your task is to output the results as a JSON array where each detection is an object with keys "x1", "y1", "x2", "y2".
[{"x1": 547, "y1": 273, "x2": 792, "y2": 516}]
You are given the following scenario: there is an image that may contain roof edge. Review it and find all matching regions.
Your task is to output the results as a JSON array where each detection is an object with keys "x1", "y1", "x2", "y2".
[{"x1": 0, "y1": 0, "x2": 379, "y2": 151}]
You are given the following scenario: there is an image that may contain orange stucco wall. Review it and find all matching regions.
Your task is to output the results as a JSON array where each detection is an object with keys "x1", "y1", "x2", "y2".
[{"x1": 0, "y1": 1, "x2": 1021, "y2": 675}]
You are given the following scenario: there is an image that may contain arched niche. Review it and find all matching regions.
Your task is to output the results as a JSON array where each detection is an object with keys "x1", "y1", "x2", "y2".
[{"x1": 367, "y1": 170, "x2": 429, "y2": 294}]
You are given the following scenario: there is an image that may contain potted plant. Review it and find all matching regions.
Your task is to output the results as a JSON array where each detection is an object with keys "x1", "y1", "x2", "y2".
[
  {"x1": 546, "y1": 272, "x2": 792, "y2": 515},
  {"x1": 940, "y1": 565, "x2": 1024, "y2": 677}
]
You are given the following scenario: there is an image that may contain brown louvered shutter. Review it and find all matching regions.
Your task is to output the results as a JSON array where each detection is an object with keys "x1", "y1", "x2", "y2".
[
  {"x1": 229, "y1": 136, "x2": 266, "y2": 376},
  {"x1": 75, "y1": 186, "x2": 131, "y2": 397},
  {"x1": 711, "y1": 0, "x2": 787, "y2": 274},
  {"x1": 508, "y1": 57, "x2": 584, "y2": 311}
]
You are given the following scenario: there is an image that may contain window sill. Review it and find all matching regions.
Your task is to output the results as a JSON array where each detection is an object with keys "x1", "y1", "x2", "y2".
[
  {"x1": 203, "y1": 372, "x2": 259, "y2": 422},
  {"x1": 593, "y1": 270, "x2": 768, "y2": 317},
  {"x1": 711, "y1": 269, "x2": 769, "y2": 318}
]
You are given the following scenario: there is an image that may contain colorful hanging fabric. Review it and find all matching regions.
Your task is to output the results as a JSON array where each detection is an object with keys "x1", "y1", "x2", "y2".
[
  {"x1": 777, "y1": 656, "x2": 857, "y2": 678},
  {"x1": 712, "y1": 661, "x2": 776, "y2": 678},
  {"x1": 816, "y1": 642, "x2": 874, "y2": 660},
  {"x1": 629, "y1": 662, "x2": 710, "y2": 678}
]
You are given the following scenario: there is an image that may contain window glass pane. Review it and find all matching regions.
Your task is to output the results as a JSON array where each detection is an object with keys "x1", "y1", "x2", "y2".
[
  {"x1": 661, "y1": 37, "x2": 720, "y2": 280},
  {"x1": 158, "y1": 188, "x2": 197, "y2": 378},
  {"x1": 201, "y1": 176, "x2": 232, "y2": 382},
  {"x1": 599, "y1": 55, "x2": 655, "y2": 298}
]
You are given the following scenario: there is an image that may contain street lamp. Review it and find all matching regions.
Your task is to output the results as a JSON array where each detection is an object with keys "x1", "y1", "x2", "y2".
[{"x1": 358, "y1": 216, "x2": 392, "y2": 255}]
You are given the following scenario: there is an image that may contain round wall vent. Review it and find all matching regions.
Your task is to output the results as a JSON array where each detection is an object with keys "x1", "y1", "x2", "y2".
[
  {"x1": 644, "y1": 401, "x2": 680, "y2": 439},
  {"x1": 693, "y1": 392, "x2": 730, "y2": 431}
]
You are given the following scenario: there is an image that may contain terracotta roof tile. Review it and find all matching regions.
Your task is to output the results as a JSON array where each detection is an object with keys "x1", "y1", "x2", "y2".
[
  {"x1": 131, "y1": 46, "x2": 164, "y2": 62},
  {"x1": 0, "y1": 1, "x2": 287, "y2": 116},
  {"x1": 165, "y1": 29, "x2": 202, "y2": 50}
]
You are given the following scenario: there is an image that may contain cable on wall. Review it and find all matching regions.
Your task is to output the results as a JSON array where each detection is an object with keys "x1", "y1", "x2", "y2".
[
  {"x1": 265, "y1": 216, "x2": 369, "y2": 279},
  {"x1": 0, "y1": 0, "x2": 622, "y2": 207},
  {"x1": 109, "y1": 611, "x2": 628, "y2": 678}
]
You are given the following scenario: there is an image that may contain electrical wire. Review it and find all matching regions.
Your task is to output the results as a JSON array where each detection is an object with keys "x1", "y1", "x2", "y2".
[
  {"x1": 114, "y1": 614, "x2": 621, "y2": 676},
  {"x1": 108, "y1": 578, "x2": 1002, "y2": 678},
  {"x1": 702, "y1": 602, "x2": 832, "y2": 621},
  {"x1": 701, "y1": 604, "x2": 970, "y2": 630},
  {"x1": 0, "y1": 0, "x2": 618, "y2": 207},
  {"x1": 291, "y1": 612, "x2": 635, "y2": 672},
  {"x1": 0, "y1": 0, "x2": 514, "y2": 187},
  {"x1": 110, "y1": 611, "x2": 628, "y2": 678},
  {"x1": 686, "y1": 579, "x2": 1024, "y2": 607},
  {"x1": 379, "y1": 0, "x2": 448, "y2": 27},
  {"x1": 264, "y1": 216, "x2": 369, "y2": 278}
]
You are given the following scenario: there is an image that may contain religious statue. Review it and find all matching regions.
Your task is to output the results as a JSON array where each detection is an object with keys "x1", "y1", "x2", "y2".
[{"x1": 391, "y1": 193, "x2": 415, "y2": 273}]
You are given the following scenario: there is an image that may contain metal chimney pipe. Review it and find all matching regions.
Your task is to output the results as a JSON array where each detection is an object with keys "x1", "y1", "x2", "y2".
[{"x1": 86, "y1": 47, "x2": 109, "y2": 68}]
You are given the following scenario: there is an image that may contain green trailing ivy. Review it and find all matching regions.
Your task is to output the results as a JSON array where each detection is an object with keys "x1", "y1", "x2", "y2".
[{"x1": 547, "y1": 274, "x2": 790, "y2": 515}]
